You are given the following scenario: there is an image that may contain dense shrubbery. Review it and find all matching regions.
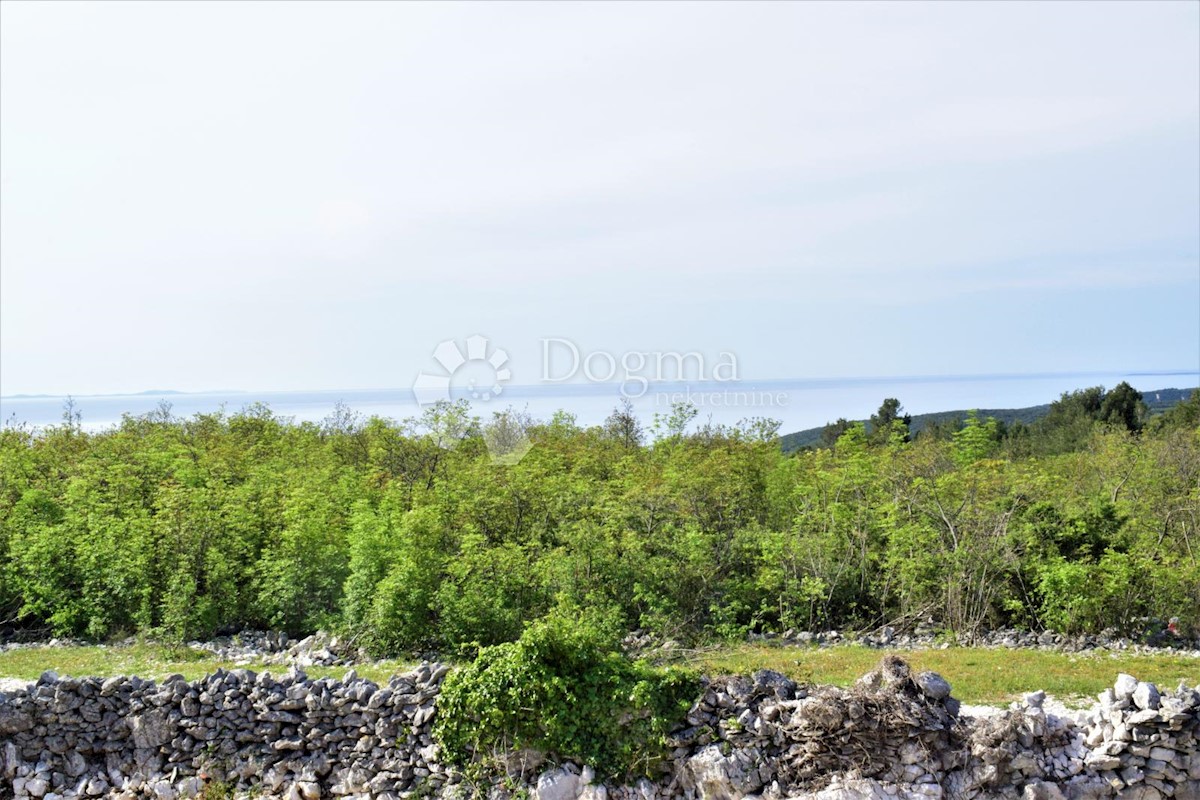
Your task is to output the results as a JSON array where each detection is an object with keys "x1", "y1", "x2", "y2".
[
  {"x1": 434, "y1": 607, "x2": 698, "y2": 779},
  {"x1": 0, "y1": 388, "x2": 1197, "y2": 647}
]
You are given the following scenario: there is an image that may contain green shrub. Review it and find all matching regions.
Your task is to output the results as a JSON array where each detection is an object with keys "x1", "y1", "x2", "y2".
[
  {"x1": 344, "y1": 505, "x2": 448, "y2": 654},
  {"x1": 433, "y1": 608, "x2": 698, "y2": 779},
  {"x1": 434, "y1": 535, "x2": 548, "y2": 649}
]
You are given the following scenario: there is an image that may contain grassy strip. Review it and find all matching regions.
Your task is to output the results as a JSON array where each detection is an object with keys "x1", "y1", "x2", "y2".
[
  {"x1": 0, "y1": 643, "x2": 413, "y2": 685},
  {"x1": 688, "y1": 644, "x2": 1200, "y2": 705},
  {"x1": 2, "y1": 643, "x2": 1195, "y2": 707}
]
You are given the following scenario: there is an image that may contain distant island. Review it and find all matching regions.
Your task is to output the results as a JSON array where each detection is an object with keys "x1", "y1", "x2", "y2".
[{"x1": 1, "y1": 389, "x2": 187, "y2": 399}]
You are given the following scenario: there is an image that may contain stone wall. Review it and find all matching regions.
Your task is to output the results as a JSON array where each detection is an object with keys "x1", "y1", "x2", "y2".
[
  {"x1": 1, "y1": 664, "x2": 450, "y2": 800},
  {"x1": 2, "y1": 658, "x2": 1197, "y2": 800},
  {"x1": 666, "y1": 656, "x2": 1198, "y2": 800}
]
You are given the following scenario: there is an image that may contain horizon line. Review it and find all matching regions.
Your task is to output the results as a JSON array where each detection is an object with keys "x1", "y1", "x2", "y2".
[{"x1": 3, "y1": 368, "x2": 1198, "y2": 401}]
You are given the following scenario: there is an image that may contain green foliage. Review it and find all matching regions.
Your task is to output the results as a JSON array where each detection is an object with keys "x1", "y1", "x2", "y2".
[
  {"x1": 344, "y1": 504, "x2": 449, "y2": 652},
  {"x1": 783, "y1": 387, "x2": 1194, "y2": 454},
  {"x1": 1151, "y1": 389, "x2": 1200, "y2": 432},
  {"x1": 256, "y1": 478, "x2": 352, "y2": 636},
  {"x1": 818, "y1": 418, "x2": 851, "y2": 450},
  {"x1": 1019, "y1": 384, "x2": 1146, "y2": 456},
  {"x1": 1099, "y1": 382, "x2": 1147, "y2": 432},
  {"x1": 1033, "y1": 552, "x2": 1148, "y2": 634},
  {"x1": 0, "y1": 389, "x2": 1197, "y2": 650},
  {"x1": 868, "y1": 398, "x2": 911, "y2": 446},
  {"x1": 198, "y1": 779, "x2": 236, "y2": 800},
  {"x1": 951, "y1": 411, "x2": 1001, "y2": 465},
  {"x1": 435, "y1": 536, "x2": 547, "y2": 649},
  {"x1": 651, "y1": 401, "x2": 699, "y2": 443},
  {"x1": 603, "y1": 398, "x2": 644, "y2": 448},
  {"x1": 433, "y1": 608, "x2": 698, "y2": 779}
]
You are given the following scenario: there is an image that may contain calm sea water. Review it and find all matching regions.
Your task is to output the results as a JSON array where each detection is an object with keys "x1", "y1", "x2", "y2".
[{"x1": 3, "y1": 370, "x2": 1195, "y2": 434}]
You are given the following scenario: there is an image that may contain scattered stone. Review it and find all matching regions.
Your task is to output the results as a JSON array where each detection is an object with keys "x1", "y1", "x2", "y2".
[
  {"x1": 1135, "y1": 681, "x2": 1163, "y2": 710},
  {"x1": 534, "y1": 766, "x2": 581, "y2": 800},
  {"x1": 915, "y1": 671, "x2": 952, "y2": 700},
  {"x1": 1115, "y1": 673, "x2": 1140, "y2": 701}
]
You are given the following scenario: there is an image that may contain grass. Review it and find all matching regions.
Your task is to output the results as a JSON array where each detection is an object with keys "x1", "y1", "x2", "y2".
[
  {"x1": 0, "y1": 642, "x2": 414, "y2": 685},
  {"x1": 2, "y1": 642, "x2": 1195, "y2": 707},
  {"x1": 687, "y1": 644, "x2": 1200, "y2": 706}
]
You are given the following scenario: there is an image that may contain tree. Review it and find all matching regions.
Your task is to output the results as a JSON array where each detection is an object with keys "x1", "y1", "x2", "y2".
[
  {"x1": 603, "y1": 398, "x2": 643, "y2": 448},
  {"x1": 1150, "y1": 389, "x2": 1200, "y2": 432},
  {"x1": 818, "y1": 418, "x2": 851, "y2": 449},
  {"x1": 1027, "y1": 386, "x2": 1106, "y2": 455},
  {"x1": 484, "y1": 407, "x2": 535, "y2": 465},
  {"x1": 952, "y1": 410, "x2": 1001, "y2": 465},
  {"x1": 1099, "y1": 381, "x2": 1146, "y2": 433},
  {"x1": 651, "y1": 401, "x2": 698, "y2": 443},
  {"x1": 916, "y1": 416, "x2": 963, "y2": 442},
  {"x1": 869, "y1": 398, "x2": 911, "y2": 445}
]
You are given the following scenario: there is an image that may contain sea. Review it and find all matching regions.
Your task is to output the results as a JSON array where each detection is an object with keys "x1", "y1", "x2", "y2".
[{"x1": 2, "y1": 369, "x2": 1196, "y2": 435}]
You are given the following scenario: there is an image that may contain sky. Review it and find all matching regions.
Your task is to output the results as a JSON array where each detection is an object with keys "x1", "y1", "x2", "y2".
[{"x1": 1, "y1": 1, "x2": 1198, "y2": 428}]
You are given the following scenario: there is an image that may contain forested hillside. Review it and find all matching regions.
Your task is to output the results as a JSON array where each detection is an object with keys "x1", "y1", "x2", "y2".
[
  {"x1": 0, "y1": 385, "x2": 1197, "y2": 655},
  {"x1": 781, "y1": 387, "x2": 1198, "y2": 452}
]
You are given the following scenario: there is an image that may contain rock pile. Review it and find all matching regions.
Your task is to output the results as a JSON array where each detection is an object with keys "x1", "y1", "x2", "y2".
[
  {"x1": 663, "y1": 662, "x2": 1199, "y2": 800},
  {"x1": 187, "y1": 631, "x2": 356, "y2": 668},
  {"x1": 1078, "y1": 673, "x2": 1200, "y2": 798},
  {"x1": 670, "y1": 656, "x2": 963, "y2": 799},
  {"x1": 1, "y1": 663, "x2": 452, "y2": 799},
  {"x1": 743, "y1": 627, "x2": 1200, "y2": 657}
]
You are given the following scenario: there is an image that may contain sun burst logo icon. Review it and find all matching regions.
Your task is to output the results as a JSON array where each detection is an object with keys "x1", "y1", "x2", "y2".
[{"x1": 412, "y1": 335, "x2": 511, "y2": 406}]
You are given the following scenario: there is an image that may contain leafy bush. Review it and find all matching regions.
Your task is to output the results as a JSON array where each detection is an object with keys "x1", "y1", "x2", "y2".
[
  {"x1": 434, "y1": 536, "x2": 548, "y2": 649},
  {"x1": 344, "y1": 505, "x2": 447, "y2": 653},
  {"x1": 434, "y1": 608, "x2": 698, "y2": 779}
]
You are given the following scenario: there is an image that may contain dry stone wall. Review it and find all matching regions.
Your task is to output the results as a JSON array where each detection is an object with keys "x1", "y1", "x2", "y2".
[
  {"x1": 1, "y1": 658, "x2": 1197, "y2": 800},
  {"x1": 664, "y1": 656, "x2": 1198, "y2": 800},
  {"x1": 1, "y1": 664, "x2": 451, "y2": 800}
]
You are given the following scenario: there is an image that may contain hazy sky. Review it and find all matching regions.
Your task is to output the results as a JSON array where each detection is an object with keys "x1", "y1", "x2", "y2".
[{"x1": 2, "y1": 1, "x2": 1198, "y2": 404}]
